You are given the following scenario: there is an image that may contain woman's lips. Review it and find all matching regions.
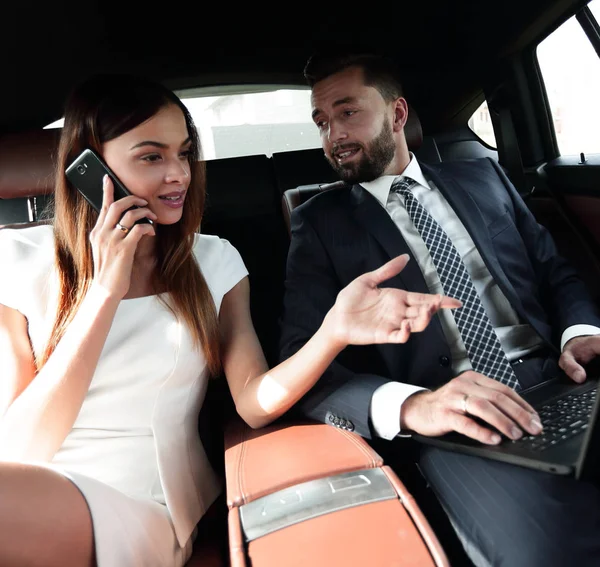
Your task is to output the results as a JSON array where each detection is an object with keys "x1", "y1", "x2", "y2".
[{"x1": 158, "y1": 192, "x2": 185, "y2": 209}]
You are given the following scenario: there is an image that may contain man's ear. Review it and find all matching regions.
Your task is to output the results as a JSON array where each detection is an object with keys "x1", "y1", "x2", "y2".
[{"x1": 392, "y1": 97, "x2": 409, "y2": 132}]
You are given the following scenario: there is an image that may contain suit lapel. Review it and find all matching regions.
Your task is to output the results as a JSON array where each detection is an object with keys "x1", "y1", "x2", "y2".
[
  {"x1": 349, "y1": 184, "x2": 450, "y2": 348},
  {"x1": 421, "y1": 163, "x2": 527, "y2": 319},
  {"x1": 350, "y1": 184, "x2": 431, "y2": 295}
]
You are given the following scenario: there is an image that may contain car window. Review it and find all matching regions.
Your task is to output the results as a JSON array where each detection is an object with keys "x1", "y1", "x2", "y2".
[
  {"x1": 467, "y1": 100, "x2": 497, "y2": 148},
  {"x1": 537, "y1": 0, "x2": 600, "y2": 155},
  {"x1": 178, "y1": 88, "x2": 321, "y2": 160},
  {"x1": 45, "y1": 87, "x2": 322, "y2": 161},
  {"x1": 591, "y1": 0, "x2": 600, "y2": 26}
]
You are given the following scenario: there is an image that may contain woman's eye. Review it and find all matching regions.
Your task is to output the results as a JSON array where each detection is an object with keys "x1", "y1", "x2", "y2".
[
  {"x1": 179, "y1": 149, "x2": 193, "y2": 159},
  {"x1": 141, "y1": 154, "x2": 161, "y2": 162}
]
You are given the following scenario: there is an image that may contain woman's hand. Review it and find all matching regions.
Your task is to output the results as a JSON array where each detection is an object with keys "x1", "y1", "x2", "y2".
[
  {"x1": 89, "y1": 175, "x2": 157, "y2": 299},
  {"x1": 325, "y1": 254, "x2": 462, "y2": 348}
]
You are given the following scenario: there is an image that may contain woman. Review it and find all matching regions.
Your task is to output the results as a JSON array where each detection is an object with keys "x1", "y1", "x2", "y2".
[{"x1": 0, "y1": 74, "x2": 459, "y2": 567}]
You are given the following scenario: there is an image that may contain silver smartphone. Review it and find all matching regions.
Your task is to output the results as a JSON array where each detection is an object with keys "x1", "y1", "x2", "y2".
[{"x1": 65, "y1": 148, "x2": 153, "y2": 225}]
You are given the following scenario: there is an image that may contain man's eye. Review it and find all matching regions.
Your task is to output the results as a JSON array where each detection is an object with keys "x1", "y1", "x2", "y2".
[
  {"x1": 344, "y1": 110, "x2": 356, "y2": 117},
  {"x1": 316, "y1": 120, "x2": 327, "y2": 129}
]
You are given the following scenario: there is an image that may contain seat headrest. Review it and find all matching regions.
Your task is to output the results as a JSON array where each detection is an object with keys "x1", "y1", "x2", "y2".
[
  {"x1": 0, "y1": 129, "x2": 60, "y2": 199},
  {"x1": 405, "y1": 105, "x2": 423, "y2": 152}
]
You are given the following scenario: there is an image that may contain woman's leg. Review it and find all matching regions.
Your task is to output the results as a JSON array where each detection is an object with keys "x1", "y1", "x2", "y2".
[{"x1": 0, "y1": 462, "x2": 95, "y2": 567}]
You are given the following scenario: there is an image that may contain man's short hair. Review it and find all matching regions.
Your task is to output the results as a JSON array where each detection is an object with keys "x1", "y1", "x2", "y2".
[{"x1": 303, "y1": 51, "x2": 404, "y2": 102}]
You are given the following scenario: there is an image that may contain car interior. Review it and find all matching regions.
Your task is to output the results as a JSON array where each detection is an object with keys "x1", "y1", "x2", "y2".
[{"x1": 2, "y1": 0, "x2": 600, "y2": 565}]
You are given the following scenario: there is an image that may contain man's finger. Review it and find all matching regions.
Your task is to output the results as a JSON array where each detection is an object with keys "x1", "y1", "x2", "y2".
[
  {"x1": 471, "y1": 373, "x2": 538, "y2": 415},
  {"x1": 559, "y1": 350, "x2": 586, "y2": 383},
  {"x1": 452, "y1": 413, "x2": 501, "y2": 445},
  {"x1": 465, "y1": 394, "x2": 541, "y2": 438}
]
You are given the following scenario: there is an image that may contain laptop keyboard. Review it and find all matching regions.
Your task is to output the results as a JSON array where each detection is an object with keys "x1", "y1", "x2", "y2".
[{"x1": 512, "y1": 386, "x2": 597, "y2": 452}]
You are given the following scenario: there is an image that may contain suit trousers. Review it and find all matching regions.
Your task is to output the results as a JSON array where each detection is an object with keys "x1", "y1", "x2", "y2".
[{"x1": 417, "y1": 355, "x2": 600, "y2": 567}]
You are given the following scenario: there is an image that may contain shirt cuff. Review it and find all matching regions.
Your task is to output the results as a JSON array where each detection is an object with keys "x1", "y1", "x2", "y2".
[
  {"x1": 369, "y1": 382, "x2": 427, "y2": 440},
  {"x1": 560, "y1": 325, "x2": 600, "y2": 351}
]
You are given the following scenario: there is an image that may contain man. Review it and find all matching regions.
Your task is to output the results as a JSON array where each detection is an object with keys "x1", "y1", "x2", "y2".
[{"x1": 279, "y1": 51, "x2": 600, "y2": 566}]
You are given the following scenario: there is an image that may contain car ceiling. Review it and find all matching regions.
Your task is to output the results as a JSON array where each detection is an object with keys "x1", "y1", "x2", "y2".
[{"x1": 0, "y1": 0, "x2": 588, "y2": 136}]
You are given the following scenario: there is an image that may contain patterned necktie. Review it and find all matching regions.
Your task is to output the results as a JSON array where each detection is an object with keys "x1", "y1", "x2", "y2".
[{"x1": 391, "y1": 176, "x2": 519, "y2": 390}]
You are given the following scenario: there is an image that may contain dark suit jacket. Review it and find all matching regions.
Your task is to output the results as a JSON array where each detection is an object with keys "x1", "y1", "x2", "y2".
[{"x1": 279, "y1": 157, "x2": 600, "y2": 439}]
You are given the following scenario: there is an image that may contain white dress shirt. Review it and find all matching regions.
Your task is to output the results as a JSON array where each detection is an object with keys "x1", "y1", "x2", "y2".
[{"x1": 365, "y1": 155, "x2": 600, "y2": 440}]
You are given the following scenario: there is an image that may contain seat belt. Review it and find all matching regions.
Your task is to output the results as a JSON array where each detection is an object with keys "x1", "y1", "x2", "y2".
[{"x1": 495, "y1": 106, "x2": 534, "y2": 199}]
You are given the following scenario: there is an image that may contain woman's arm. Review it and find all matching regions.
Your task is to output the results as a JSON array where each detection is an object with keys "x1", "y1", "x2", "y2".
[
  {"x1": 0, "y1": 304, "x2": 36, "y2": 418},
  {"x1": 0, "y1": 291, "x2": 121, "y2": 462},
  {"x1": 221, "y1": 255, "x2": 461, "y2": 429},
  {"x1": 0, "y1": 178, "x2": 156, "y2": 462},
  {"x1": 220, "y1": 278, "x2": 343, "y2": 429}
]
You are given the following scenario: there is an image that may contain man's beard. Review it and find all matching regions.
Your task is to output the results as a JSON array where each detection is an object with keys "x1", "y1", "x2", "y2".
[{"x1": 327, "y1": 118, "x2": 396, "y2": 184}]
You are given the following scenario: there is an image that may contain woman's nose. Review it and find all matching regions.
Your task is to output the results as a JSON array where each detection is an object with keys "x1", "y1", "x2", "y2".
[{"x1": 165, "y1": 158, "x2": 190, "y2": 183}]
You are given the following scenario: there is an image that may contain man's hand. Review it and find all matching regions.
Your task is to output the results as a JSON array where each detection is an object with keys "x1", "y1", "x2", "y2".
[
  {"x1": 560, "y1": 335, "x2": 600, "y2": 383},
  {"x1": 401, "y1": 371, "x2": 543, "y2": 445}
]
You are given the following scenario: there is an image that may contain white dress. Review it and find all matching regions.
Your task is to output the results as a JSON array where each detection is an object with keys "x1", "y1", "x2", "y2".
[{"x1": 0, "y1": 225, "x2": 248, "y2": 567}]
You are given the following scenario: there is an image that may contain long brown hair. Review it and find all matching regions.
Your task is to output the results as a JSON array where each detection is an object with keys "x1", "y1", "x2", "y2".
[{"x1": 40, "y1": 74, "x2": 221, "y2": 376}]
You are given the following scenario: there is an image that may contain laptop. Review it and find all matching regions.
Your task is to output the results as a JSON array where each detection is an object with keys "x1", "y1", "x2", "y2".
[{"x1": 412, "y1": 376, "x2": 600, "y2": 481}]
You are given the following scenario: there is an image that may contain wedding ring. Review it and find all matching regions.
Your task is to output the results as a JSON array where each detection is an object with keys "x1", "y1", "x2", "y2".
[
  {"x1": 462, "y1": 394, "x2": 470, "y2": 415},
  {"x1": 116, "y1": 222, "x2": 130, "y2": 234}
]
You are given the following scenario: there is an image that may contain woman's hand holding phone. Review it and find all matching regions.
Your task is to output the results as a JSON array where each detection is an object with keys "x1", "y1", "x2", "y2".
[{"x1": 89, "y1": 175, "x2": 157, "y2": 300}]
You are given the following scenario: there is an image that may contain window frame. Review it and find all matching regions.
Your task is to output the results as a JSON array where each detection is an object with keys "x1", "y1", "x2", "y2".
[{"x1": 533, "y1": 2, "x2": 600, "y2": 159}]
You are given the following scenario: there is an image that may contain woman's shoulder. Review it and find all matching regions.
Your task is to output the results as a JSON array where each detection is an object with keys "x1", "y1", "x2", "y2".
[
  {"x1": 192, "y1": 232, "x2": 248, "y2": 295},
  {"x1": 192, "y1": 232, "x2": 241, "y2": 264},
  {"x1": 0, "y1": 223, "x2": 54, "y2": 265}
]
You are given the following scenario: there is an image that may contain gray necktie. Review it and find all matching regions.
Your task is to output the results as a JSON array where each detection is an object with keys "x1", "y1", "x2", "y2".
[{"x1": 392, "y1": 176, "x2": 519, "y2": 390}]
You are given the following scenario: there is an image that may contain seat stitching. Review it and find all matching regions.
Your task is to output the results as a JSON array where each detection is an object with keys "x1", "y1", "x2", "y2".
[
  {"x1": 337, "y1": 428, "x2": 377, "y2": 468},
  {"x1": 236, "y1": 424, "x2": 248, "y2": 505}
]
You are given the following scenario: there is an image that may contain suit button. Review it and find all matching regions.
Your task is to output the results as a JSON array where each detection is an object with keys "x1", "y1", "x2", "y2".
[
  {"x1": 339, "y1": 419, "x2": 347, "y2": 428},
  {"x1": 347, "y1": 422, "x2": 355, "y2": 432},
  {"x1": 439, "y1": 355, "x2": 450, "y2": 367},
  {"x1": 333, "y1": 418, "x2": 340, "y2": 426},
  {"x1": 328, "y1": 414, "x2": 334, "y2": 423}
]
